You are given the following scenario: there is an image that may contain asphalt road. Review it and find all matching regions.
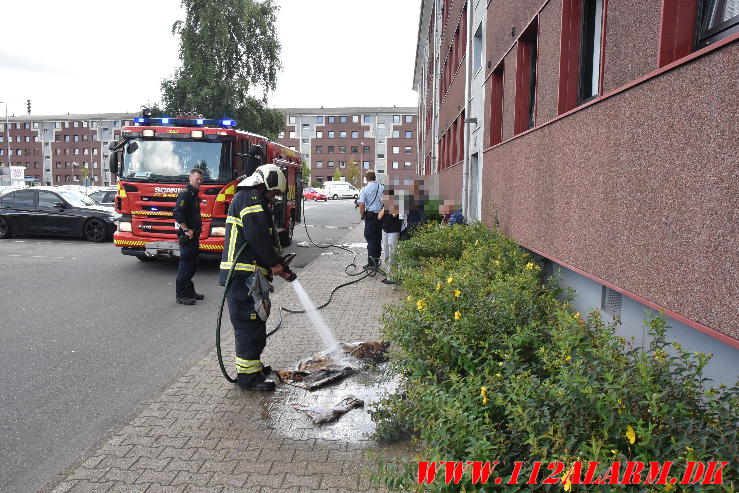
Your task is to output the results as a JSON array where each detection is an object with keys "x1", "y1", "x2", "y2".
[{"x1": 0, "y1": 198, "x2": 361, "y2": 492}]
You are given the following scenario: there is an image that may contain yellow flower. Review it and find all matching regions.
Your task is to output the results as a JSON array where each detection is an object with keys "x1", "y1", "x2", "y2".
[
  {"x1": 611, "y1": 449, "x2": 618, "y2": 455},
  {"x1": 480, "y1": 386, "x2": 488, "y2": 405},
  {"x1": 406, "y1": 295, "x2": 412, "y2": 302},
  {"x1": 525, "y1": 262, "x2": 535, "y2": 270},
  {"x1": 625, "y1": 425, "x2": 636, "y2": 444},
  {"x1": 498, "y1": 361, "x2": 504, "y2": 367},
  {"x1": 494, "y1": 260, "x2": 500, "y2": 266},
  {"x1": 447, "y1": 276, "x2": 454, "y2": 284},
  {"x1": 454, "y1": 289, "x2": 461, "y2": 297},
  {"x1": 454, "y1": 311, "x2": 462, "y2": 320},
  {"x1": 416, "y1": 299, "x2": 427, "y2": 311},
  {"x1": 435, "y1": 281, "x2": 441, "y2": 291},
  {"x1": 664, "y1": 483, "x2": 674, "y2": 491},
  {"x1": 573, "y1": 312, "x2": 581, "y2": 319},
  {"x1": 495, "y1": 373, "x2": 501, "y2": 378},
  {"x1": 565, "y1": 355, "x2": 572, "y2": 362},
  {"x1": 562, "y1": 467, "x2": 574, "y2": 491}
]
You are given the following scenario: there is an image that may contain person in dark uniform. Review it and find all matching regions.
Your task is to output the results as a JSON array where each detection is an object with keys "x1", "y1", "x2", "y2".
[
  {"x1": 173, "y1": 168, "x2": 204, "y2": 305},
  {"x1": 219, "y1": 164, "x2": 293, "y2": 392},
  {"x1": 356, "y1": 170, "x2": 384, "y2": 269}
]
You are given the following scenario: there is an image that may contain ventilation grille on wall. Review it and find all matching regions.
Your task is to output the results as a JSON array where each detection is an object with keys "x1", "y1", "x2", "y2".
[{"x1": 601, "y1": 286, "x2": 622, "y2": 318}]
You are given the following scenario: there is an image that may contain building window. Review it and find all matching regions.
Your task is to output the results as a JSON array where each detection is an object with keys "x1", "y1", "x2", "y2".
[
  {"x1": 405, "y1": 131, "x2": 413, "y2": 138},
  {"x1": 316, "y1": 161, "x2": 323, "y2": 168},
  {"x1": 392, "y1": 146, "x2": 400, "y2": 154},
  {"x1": 302, "y1": 123, "x2": 309, "y2": 129},
  {"x1": 339, "y1": 161, "x2": 346, "y2": 168},
  {"x1": 340, "y1": 116, "x2": 347, "y2": 123},
  {"x1": 328, "y1": 161, "x2": 334, "y2": 168},
  {"x1": 698, "y1": 0, "x2": 739, "y2": 46},
  {"x1": 578, "y1": 0, "x2": 604, "y2": 103},
  {"x1": 327, "y1": 146, "x2": 335, "y2": 153},
  {"x1": 405, "y1": 115, "x2": 413, "y2": 123},
  {"x1": 289, "y1": 131, "x2": 296, "y2": 138},
  {"x1": 489, "y1": 62, "x2": 504, "y2": 146},
  {"x1": 316, "y1": 116, "x2": 324, "y2": 124},
  {"x1": 392, "y1": 161, "x2": 399, "y2": 169},
  {"x1": 352, "y1": 115, "x2": 359, "y2": 123},
  {"x1": 278, "y1": 131, "x2": 285, "y2": 139},
  {"x1": 339, "y1": 131, "x2": 347, "y2": 138},
  {"x1": 302, "y1": 138, "x2": 309, "y2": 144},
  {"x1": 316, "y1": 176, "x2": 324, "y2": 183},
  {"x1": 316, "y1": 131, "x2": 323, "y2": 138},
  {"x1": 363, "y1": 146, "x2": 370, "y2": 153},
  {"x1": 404, "y1": 146, "x2": 412, "y2": 154},
  {"x1": 363, "y1": 115, "x2": 371, "y2": 123},
  {"x1": 351, "y1": 131, "x2": 358, "y2": 138},
  {"x1": 473, "y1": 23, "x2": 483, "y2": 72},
  {"x1": 363, "y1": 161, "x2": 370, "y2": 169},
  {"x1": 392, "y1": 130, "x2": 400, "y2": 138},
  {"x1": 339, "y1": 146, "x2": 347, "y2": 153},
  {"x1": 560, "y1": 0, "x2": 604, "y2": 113},
  {"x1": 404, "y1": 162, "x2": 412, "y2": 168},
  {"x1": 515, "y1": 18, "x2": 538, "y2": 134},
  {"x1": 393, "y1": 115, "x2": 401, "y2": 123},
  {"x1": 289, "y1": 116, "x2": 296, "y2": 124},
  {"x1": 351, "y1": 146, "x2": 358, "y2": 153},
  {"x1": 378, "y1": 122, "x2": 386, "y2": 129},
  {"x1": 328, "y1": 116, "x2": 336, "y2": 123},
  {"x1": 378, "y1": 153, "x2": 385, "y2": 159},
  {"x1": 316, "y1": 146, "x2": 323, "y2": 153},
  {"x1": 328, "y1": 131, "x2": 335, "y2": 138},
  {"x1": 363, "y1": 130, "x2": 370, "y2": 138}
]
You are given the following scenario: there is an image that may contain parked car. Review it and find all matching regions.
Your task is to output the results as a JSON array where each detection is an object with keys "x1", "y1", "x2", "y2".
[
  {"x1": 87, "y1": 188, "x2": 117, "y2": 207},
  {"x1": 303, "y1": 187, "x2": 328, "y2": 201},
  {"x1": 0, "y1": 187, "x2": 119, "y2": 242},
  {"x1": 321, "y1": 182, "x2": 359, "y2": 200}
]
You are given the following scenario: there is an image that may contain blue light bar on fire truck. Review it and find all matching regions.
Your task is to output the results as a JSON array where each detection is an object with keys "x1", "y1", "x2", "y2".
[{"x1": 132, "y1": 117, "x2": 237, "y2": 128}]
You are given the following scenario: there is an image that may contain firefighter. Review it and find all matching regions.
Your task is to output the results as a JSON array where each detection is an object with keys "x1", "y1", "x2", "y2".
[
  {"x1": 219, "y1": 164, "x2": 292, "y2": 391},
  {"x1": 173, "y1": 168, "x2": 204, "y2": 305}
]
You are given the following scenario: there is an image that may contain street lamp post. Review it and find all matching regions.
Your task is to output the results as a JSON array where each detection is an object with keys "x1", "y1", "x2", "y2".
[{"x1": 0, "y1": 102, "x2": 10, "y2": 167}]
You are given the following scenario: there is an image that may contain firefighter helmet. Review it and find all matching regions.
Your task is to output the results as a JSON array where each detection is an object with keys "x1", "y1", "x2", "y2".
[{"x1": 238, "y1": 164, "x2": 286, "y2": 193}]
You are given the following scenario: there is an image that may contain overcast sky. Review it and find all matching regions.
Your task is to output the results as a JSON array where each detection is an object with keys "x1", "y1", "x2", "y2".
[{"x1": 0, "y1": 0, "x2": 420, "y2": 118}]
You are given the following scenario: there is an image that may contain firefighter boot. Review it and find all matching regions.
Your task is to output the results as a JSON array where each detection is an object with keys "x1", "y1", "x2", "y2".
[{"x1": 176, "y1": 297, "x2": 196, "y2": 305}]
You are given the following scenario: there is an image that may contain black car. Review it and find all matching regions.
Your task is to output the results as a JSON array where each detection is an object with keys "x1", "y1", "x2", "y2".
[{"x1": 0, "y1": 187, "x2": 118, "y2": 242}]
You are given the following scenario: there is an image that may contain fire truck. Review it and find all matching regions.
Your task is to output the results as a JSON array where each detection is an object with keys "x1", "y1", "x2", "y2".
[{"x1": 109, "y1": 117, "x2": 302, "y2": 260}]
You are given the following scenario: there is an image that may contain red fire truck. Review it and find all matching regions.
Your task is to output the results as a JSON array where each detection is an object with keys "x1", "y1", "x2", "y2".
[{"x1": 109, "y1": 117, "x2": 302, "y2": 260}]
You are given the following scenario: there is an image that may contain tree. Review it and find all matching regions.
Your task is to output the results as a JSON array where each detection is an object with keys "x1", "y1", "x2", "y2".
[
  {"x1": 160, "y1": 0, "x2": 284, "y2": 139},
  {"x1": 346, "y1": 159, "x2": 361, "y2": 185},
  {"x1": 333, "y1": 169, "x2": 342, "y2": 182},
  {"x1": 300, "y1": 160, "x2": 311, "y2": 185}
]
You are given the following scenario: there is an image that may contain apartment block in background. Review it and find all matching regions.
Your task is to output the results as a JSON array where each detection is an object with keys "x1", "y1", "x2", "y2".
[
  {"x1": 1, "y1": 113, "x2": 136, "y2": 186},
  {"x1": 414, "y1": 0, "x2": 738, "y2": 385},
  {"x1": 277, "y1": 107, "x2": 418, "y2": 187}
]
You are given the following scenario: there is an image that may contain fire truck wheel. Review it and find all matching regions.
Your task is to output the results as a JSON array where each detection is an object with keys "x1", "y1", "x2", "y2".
[
  {"x1": 0, "y1": 217, "x2": 11, "y2": 239},
  {"x1": 279, "y1": 216, "x2": 295, "y2": 247},
  {"x1": 83, "y1": 218, "x2": 108, "y2": 242}
]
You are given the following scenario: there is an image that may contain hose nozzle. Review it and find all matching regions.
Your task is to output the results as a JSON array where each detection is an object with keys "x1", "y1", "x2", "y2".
[{"x1": 280, "y1": 253, "x2": 297, "y2": 282}]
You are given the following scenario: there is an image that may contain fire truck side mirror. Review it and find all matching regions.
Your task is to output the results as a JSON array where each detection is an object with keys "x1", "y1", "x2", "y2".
[{"x1": 109, "y1": 152, "x2": 119, "y2": 175}]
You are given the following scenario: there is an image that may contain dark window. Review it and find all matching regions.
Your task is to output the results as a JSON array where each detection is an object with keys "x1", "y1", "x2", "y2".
[
  {"x1": 38, "y1": 191, "x2": 61, "y2": 207},
  {"x1": 315, "y1": 146, "x2": 323, "y2": 153},
  {"x1": 363, "y1": 146, "x2": 370, "y2": 153},
  {"x1": 579, "y1": 0, "x2": 604, "y2": 102},
  {"x1": 351, "y1": 146, "x2": 358, "y2": 153},
  {"x1": 327, "y1": 146, "x2": 334, "y2": 153},
  {"x1": 12, "y1": 190, "x2": 35, "y2": 207},
  {"x1": 697, "y1": 0, "x2": 739, "y2": 47},
  {"x1": 515, "y1": 19, "x2": 538, "y2": 134},
  {"x1": 490, "y1": 62, "x2": 504, "y2": 146}
]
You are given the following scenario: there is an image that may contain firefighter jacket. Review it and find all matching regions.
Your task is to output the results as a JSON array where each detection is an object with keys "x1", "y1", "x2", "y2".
[
  {"x1": 219, "y1": 186, "x2": 280, "y2": 285},
  {"x1": 173, "y1": 184, "x2": 202, "y2": 235}
]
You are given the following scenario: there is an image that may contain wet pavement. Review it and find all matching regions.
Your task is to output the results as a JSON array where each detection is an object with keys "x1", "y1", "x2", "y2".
[{"x1": 45, "y1": 226, "x2": 411, "y2": 492}]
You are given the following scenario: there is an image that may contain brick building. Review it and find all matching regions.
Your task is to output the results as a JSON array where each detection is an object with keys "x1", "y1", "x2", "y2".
[
  {"x1": 277, "y1": 107, "x2": 418, "y2": 187},
  {"x1": 1, "y1": 113, "x2": 137, "y2": 186},
  {"x1": 414, "y1": 0, "x2": 738, "y2": 384}
]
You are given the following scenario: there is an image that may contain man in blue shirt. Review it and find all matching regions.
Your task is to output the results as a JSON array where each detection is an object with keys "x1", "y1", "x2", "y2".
[{"x1": 356, "y1": 170, "x2": 384, "y2": 269}]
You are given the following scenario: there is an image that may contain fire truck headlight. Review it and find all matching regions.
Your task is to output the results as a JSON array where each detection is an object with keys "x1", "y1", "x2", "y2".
[
  {"x1": 118, "y1": 221, "x2": 132, "y2": 232},
  {"x1": 142, "y1": 129, "x2": 155, "y2": 137},
  {"x1": 190, "y1": 130, "x2": 204, "y2": 138},
  {"x1": 210, "y1": 226, "x2": 226, "y2": 237}
]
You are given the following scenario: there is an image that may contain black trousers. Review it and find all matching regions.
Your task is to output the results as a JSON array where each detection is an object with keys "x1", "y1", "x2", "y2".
[
  {"x1": 226, "y1": 275, "x2": 267, "y2": 386},
  {"x1": 176, "y1": 238, "x2": 199, "y2": 298},
  {"x1": 364, "y1": 212, "x2": 382, "y2": 264}
]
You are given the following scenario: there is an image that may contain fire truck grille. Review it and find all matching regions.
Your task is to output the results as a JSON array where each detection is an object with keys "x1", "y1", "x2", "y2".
[
  {"x1": 136, "y1": 220, "x2": 178, "y2": 236},
  {"x1": 142, "y1": 196, "x2": 177, "y2": 202}
]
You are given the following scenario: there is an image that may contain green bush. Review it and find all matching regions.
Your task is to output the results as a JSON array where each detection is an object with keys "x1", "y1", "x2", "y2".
[{"x1": 371, "y1": 223, "x2": 738, "y2": 491}]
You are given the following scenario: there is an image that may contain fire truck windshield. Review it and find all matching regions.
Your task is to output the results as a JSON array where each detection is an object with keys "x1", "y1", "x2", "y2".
[{"x1": 121, "y1": 139, "x2": 231, "y2": 183}]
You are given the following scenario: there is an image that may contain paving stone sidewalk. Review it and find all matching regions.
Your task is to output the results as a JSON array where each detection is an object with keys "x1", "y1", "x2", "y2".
[{"x1": 47, "y1": 226, "x2": 411, "y2": 493}]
